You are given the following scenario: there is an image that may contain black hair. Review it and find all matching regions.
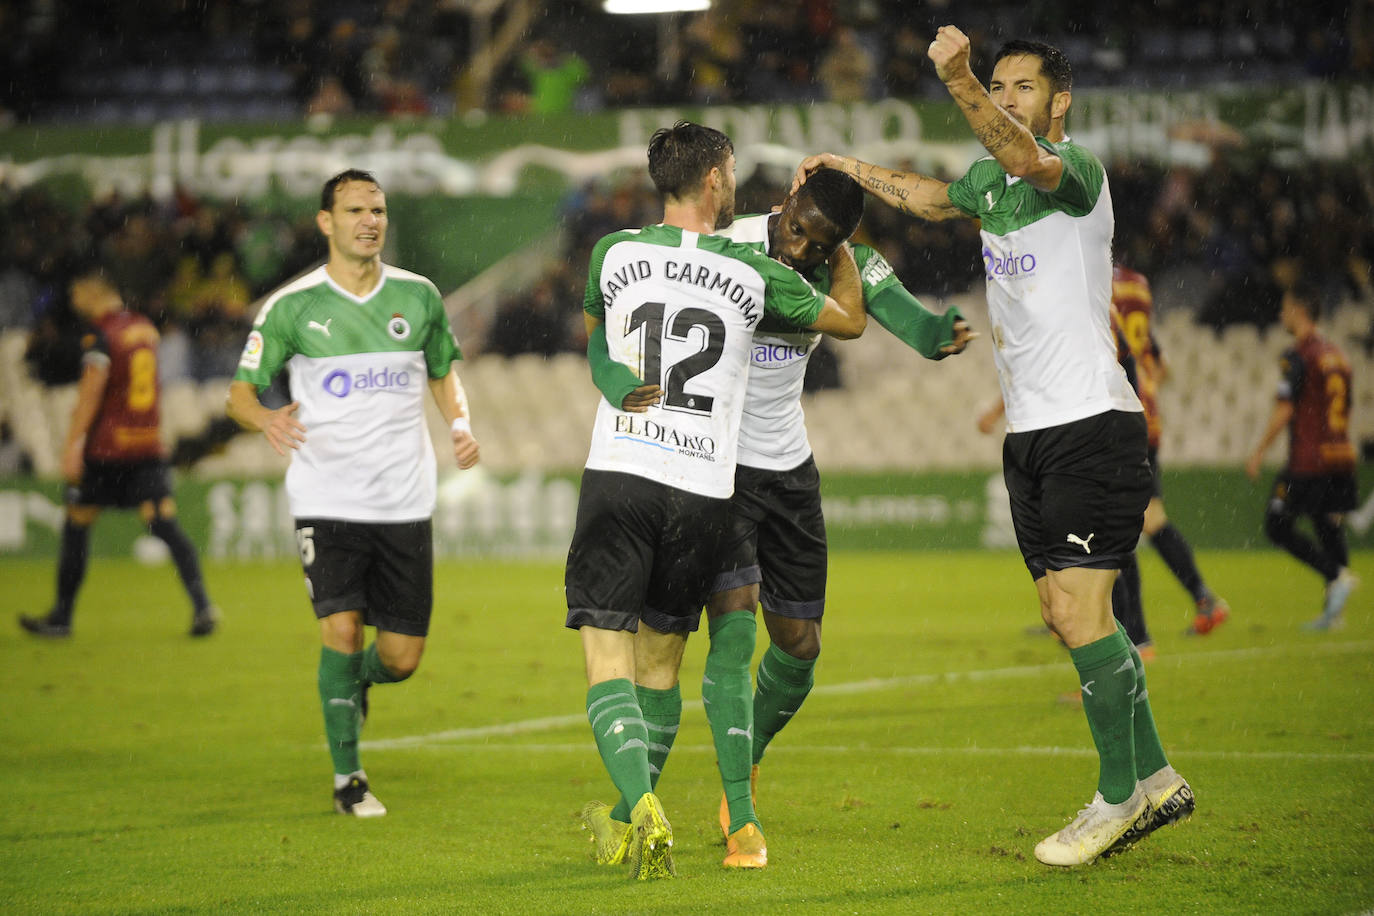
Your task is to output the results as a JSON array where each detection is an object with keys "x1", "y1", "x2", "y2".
[
  {"x1": 798, "y1": 168, "x2": 865, "y2": 238},
  {"x1": 320, "y1": 168, "x2": 382, "y2": 211},
  {"x1": 993, "y1": 39, "x2": 1073, "y2": 94},
  {"x1": 646, "y1": 120, "x2": 733, "y2": 200},
  {"x1": 1287, "y1": 279, "x2": 1323, "y2": 319}
]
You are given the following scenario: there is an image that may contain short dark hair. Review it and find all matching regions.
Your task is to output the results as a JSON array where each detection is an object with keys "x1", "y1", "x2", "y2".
[
  {"x1": 1287, "y1": 279, "x2": 1322, "y2": 319},
  {"x1": 320, "y1": 168, "x2": 382, "y2": 211},
  {"x1": 994, "y1": 39, "x2": 1072, "y2": 94},
  {"x1": 646, "y1": 121, "x2": 733, "y2": 200},
  {"x1": 797, "y1": 169, "x2": 865, "y2": 238}
]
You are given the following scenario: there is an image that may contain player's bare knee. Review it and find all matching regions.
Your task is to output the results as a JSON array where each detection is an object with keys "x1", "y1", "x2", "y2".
[
  {"x1": 765, "y1": 614, "x2": 820, "y2": 660},
  {"x1": 320, "y1": 613, "x2": 364, "y2": 652}
]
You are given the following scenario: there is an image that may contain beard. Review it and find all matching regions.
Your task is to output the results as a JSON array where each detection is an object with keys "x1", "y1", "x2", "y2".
[{"x1": 714, "y1": 197, "x2": 735, "y2": 231}]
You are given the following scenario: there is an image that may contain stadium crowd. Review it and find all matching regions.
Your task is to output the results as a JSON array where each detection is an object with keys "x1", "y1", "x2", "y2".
[{"x1": 1, "y1": 0, "x2": 1367, "y2": 123}]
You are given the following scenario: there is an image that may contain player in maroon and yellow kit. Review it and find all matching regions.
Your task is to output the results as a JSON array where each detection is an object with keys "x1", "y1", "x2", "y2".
[
  {"x1": 1112, "y1": 265, "x2": 1231, "y2": 640},
  {"x1": 1246, "y1": 282, "x2": 1360, "y2": 630},
  {"x1": 19, "y1": 269, "x2": 219, "y2": 638}
]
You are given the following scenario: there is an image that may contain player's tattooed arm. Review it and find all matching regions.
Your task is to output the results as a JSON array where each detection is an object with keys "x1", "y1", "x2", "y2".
[{"x1": 795, "y1": 154, "x2": 962, "y2": 222}]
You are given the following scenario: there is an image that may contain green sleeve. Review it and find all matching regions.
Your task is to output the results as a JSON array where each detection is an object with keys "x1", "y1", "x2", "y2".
[
  {"x1": 424, "y1": 284, "x2": 462, "y2": 378},
  {"x1": 1042, "y1": 140, "x2": 1105, "y2": 216},
  {"x1": 866, "y1": 283, "x2": 965, "y2": 361},
  {"x1": 760, "y1": 259, "x2": 825, "y2": 327},
  {"x1": 232, "y1": 299, "x2": 293, "y2": 391},
  {"x1": 586, "y1": 322, "x2": 644, "y2": 409},
  {"x1": 583, "y1": 233, "x2": 620, "y2": 320},
  {"x1": 945, "y1": 159, "x2": 988, "y2": 218}
]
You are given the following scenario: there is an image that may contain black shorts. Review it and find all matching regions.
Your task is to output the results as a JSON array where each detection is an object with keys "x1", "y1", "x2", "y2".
[
  {"x1": 294, "y1": 517, "x2": 434, "y2": 637},
  {"x1": 1267, "y1": 471, "x2": 1359, "y2": 518},
  {"x1": 1147, "y1": 446, "x2": 1164, "y2": 499},
  {"x1": 69, "y1": 459, "x2": 172, "y2": 508},
  {"x1": 710, "y1": 457, "x2": 827, "y2": 620},
  {"x1": 1002, "y1": 410, "x2": 1152, "y2": 580},
  {"x1": 564, "y1": 469, "x2": 730, "y2": 635}
]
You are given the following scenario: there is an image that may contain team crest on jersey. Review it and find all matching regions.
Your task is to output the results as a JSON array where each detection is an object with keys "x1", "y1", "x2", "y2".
[{"x1": 387, "y1": 313, "x2": 411, "y2": 340}]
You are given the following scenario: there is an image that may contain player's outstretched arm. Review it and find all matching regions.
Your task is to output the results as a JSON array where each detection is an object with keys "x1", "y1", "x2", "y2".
[
  {"x1": 428, "y1": 369, "x2": 480, "y2": 470},
  {"x1": 793, "y1": 155, "x2": 962, "y2": 222},
  {"x1": 929, "y1": 24, "x2": 1064, "y2": 191},
  {"x1": 226, "y1": 379, "x2": 306, "y2": 457}
]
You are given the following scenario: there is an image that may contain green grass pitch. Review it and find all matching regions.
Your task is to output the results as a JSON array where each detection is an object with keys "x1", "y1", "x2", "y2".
[{"x1": 2, "y1": 548, "x2": 1371, "y2": 914}]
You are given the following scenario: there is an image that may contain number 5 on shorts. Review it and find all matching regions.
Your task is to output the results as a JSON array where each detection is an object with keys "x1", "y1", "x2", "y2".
[{"x1": 296, "y1": 526, "x2": 316, "y2": 567}]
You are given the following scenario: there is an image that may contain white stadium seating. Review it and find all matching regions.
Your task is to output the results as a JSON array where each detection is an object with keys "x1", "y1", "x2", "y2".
[{"x1": 2, "y1": 303, "x2": 1371, "y2": 477}]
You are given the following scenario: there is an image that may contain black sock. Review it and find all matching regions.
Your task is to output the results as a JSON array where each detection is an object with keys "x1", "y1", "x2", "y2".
[
  {"x1": 1149, "y1": 524, "x2": 1205, "y2": 602},
  {"x1": 149, "y1": 517, "x2": 210, "y2": 613},
  {"x1": 52, "y1": 521, "x2": 91, "y2": 625},
  {"x1": 1265, "y1": 509, "x2": 1341, "y2": 581},
  {"x1": 1314, "y1": 516, "x2": 1350, "y2": 574},
  {"x1": 1112, "y1": 552, "x2": 1151, "y2": 646}
]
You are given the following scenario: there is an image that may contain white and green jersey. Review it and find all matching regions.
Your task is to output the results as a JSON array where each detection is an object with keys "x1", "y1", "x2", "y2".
[
  {"x1": 722, "y1": 214, "x2": 904, "y2": 470},
  {"x1": 947, "y1": 137, "x2": 1140, "y2": 433},
  {"x1": 234, "y1": 264, "x2": 461, "y2": 522},
  {"x1": 584, "y1": 224, "x2": 826, "y2": 498}
]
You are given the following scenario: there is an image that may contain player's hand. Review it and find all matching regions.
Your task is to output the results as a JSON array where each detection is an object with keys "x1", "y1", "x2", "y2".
[
  {"x1": 61, "y1": 441, "x2": 84, "y2": 486},
  {"x1": 928, "y1": 25, "x2": 974, "y2": 85},
  {"x1": 1244, "y1": 452, "x2": 1262, "y2": 481},
  {"x1": 263, "y1": 401, "x2": 307, "y2": 456},
  {"x1": 452, "y1": 427, "x2": 480, "y2": 470},
  {"x1": 791, "y1": 153, "x2": 849, "y2": 196},
  {"x1": 621, "y1": 384, "x2": 663, "y2": 413},
  {"x1": 941, "y1": 319, "x2": 978, "y2": 354}
]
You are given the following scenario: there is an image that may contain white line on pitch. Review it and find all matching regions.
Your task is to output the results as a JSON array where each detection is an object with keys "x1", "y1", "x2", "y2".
[
  {"x1": 382, "y1": 742, "x2": 1374, "y2": 762},
  {"x1": 363, "y1": 639, "x2": 1374, "y2": 751}
]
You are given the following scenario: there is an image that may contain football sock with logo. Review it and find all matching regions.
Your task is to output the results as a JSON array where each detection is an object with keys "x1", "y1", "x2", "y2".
[
  {"x1": 1149, "y1": 524, "x2": 1206, "y2": 602},
  {"x1": 586, "y1": 678, "x2": 653, "y2": 813},
  {"x1": 611, "y1": 683, "x2": 681, "y2": 822},
  {"x1": 359, "y1": 643, "x2": 410, "y2": 684},
  {"x1": 50, "y1": 521, "x2": 91, "y2": 626},
  {"x1": 1068, "y1": 628, "x2": 1138, "y2": 805},
  {"x1": 1111, "y1": 552, "x2": 1150, "y2": 646},
  {"x1": 1116, "y1": 621, "x2": 1170, "y2": 779},
  {"x1": 318, "y1": 647, "x2": 364, "y2": 776},
  {"x1": 703, "y1": 611, "x2": 761, "y2": 833},
  {"x1": 147, "y1": 517, "x2": 211, "y2": 613},
  {"x1": 752, "y1": 641, "x2": 816, "y2": 765}
]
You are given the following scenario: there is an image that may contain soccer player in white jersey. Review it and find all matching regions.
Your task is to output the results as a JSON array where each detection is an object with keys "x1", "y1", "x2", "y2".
[
  {"x1": 226, "y1": 169, "x2": 481, "y2": 819},
  {"x1": 703, "y1": 171, "x2": 974, "y2": 865},
  {"x1": 568, "y1": 121, "x2": 865, "y2": 879},
  {"x1": 794, "y1": 30, "x2": 1194, "y2": 866}
]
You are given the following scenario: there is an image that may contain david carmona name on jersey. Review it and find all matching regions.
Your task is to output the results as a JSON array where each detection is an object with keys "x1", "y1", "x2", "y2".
[
  {"x1": 614, "y1": 414, "x2": 718, "y2": 461},
  {"x1": 604, "y1": 258, "x2": 761, "y2": 328}
]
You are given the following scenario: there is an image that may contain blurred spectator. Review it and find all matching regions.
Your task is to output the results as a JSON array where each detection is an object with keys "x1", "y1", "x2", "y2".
[
  {"x1": 516, "y1": 38, "x2": 589, "y2": 115},
  {"x1": 485, "y1": 274, "x2": 574, "y2": 357},
  {"x1": 817, "y1": 26, "x2": 876, "y2": 102},
  {"x1": 884, "y1": 25, "x2": 932, "y2": 98}
]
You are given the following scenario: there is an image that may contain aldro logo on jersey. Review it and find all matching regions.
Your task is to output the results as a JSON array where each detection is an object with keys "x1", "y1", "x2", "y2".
[
  {"x1": 323, "y1": 367, "x2": 413, "y2": 398},
  {"x1": 387, "y1": 312, "x2": 411, "y2": 340}
]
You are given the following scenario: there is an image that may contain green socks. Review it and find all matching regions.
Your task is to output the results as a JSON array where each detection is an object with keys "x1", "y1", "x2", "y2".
[
  {"x1": 1068, "y1": 629, "x2": 1138, "y2": 804},
  {"x1": 359, "y1": 643, "x2": 408, "y2": 684},
  {"x1": 752, "y1": 641, "x2": 816, "y2": 765},
  {"x1": 587, "y1": 678, "x2": 653, "y2": 814},
  {"x1": 1118, "y1": 622, "x2": 1170, "y2": 779},
  {"x1": 318, "y1": 647, "x2": 364, "y2": 776},
  {"x1": 703, "y1": 611, "x2": 760, "y2": 833},
  {"x1": 611, "y1": 683, "x2": 681, "y2": 822}
]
